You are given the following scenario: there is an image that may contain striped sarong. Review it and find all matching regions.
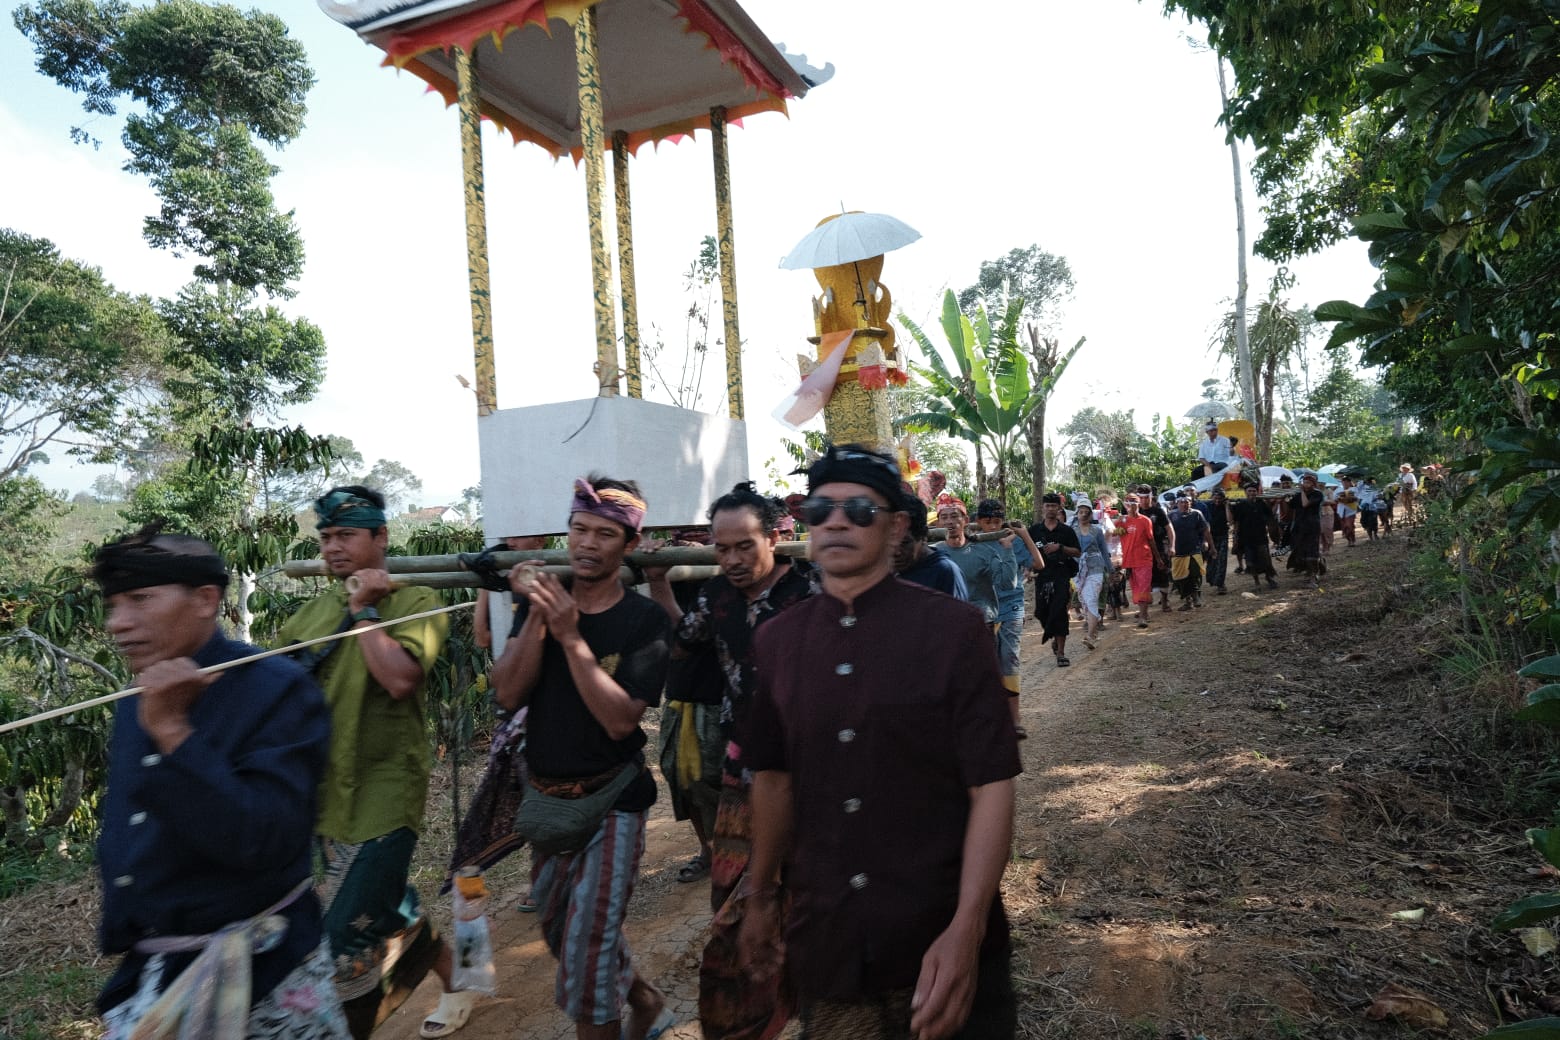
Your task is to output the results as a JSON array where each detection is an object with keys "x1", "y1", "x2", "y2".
[{"x1": 533, "y1": 809, "x2": 648, "y2": 1024}]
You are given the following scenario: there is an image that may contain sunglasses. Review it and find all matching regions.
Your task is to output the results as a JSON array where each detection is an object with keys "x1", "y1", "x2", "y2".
[{"x1": 803, "y1": 495, "x2": 884, "y2": 527}]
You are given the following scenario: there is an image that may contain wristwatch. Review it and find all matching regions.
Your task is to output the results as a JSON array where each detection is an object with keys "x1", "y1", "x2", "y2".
[{"x1": 351, "y1": 606, "x2": 380, "y2": 624}]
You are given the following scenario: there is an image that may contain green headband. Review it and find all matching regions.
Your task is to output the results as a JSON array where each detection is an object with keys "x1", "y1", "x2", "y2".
[{"x1": 314, "y1": 490, "x2": 386, "y2": 530}]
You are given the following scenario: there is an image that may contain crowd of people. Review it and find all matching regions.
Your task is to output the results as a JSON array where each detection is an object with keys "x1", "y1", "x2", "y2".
[{"x1": 83, "y1": 446, "x2": 1427, "y2": 1040}]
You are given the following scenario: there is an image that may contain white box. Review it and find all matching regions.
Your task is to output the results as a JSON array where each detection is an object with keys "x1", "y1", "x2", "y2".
[{"x1": 478, "y1": 395, "x2": 750, "y2": 539}]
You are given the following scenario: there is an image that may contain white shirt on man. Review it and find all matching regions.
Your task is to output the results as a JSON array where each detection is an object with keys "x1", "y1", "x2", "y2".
[{"x1": 1198, "y1": 434, "x2": 1233, "y2": 464}]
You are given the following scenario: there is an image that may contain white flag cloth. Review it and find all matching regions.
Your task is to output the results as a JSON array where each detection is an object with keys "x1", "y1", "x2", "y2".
[{"x1": 773, "y1": 330, "x2": 853, "y2": 430}]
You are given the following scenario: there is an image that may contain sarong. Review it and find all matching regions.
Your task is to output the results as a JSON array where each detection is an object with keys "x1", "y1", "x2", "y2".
[
  {"x1": 1151, "y1": 549, "x2": 1171, "y2": 592},
  {"x1": 104, "y1": 940, "x2": 348, "y2": 1040},
  {"x1": 798, "y1": 950, "x2": 1015, "y2": 1040},
  {"x1": 699, "y1": 884, "x2": 794, "y2": 1040},
  {"x1": 1076, "y1": 557, "x2": 1104, "y2": 622},
  {"x1": 659, "y1": 699, "x2": 723, "y2": 828},
  {"x1": 700, "y1": 756, "x2": 793, "y2": 1040},
  {"x1": 317, "y1": 830, "x2": 439, "y2": 1004},
  {"x1": 1033, "y1": 578, "x2": 1070, "y2": 644},
  {"x1": 533, "y1": 809, "x2": 647, "y2": 1024},
  {"x1": 1241, "y1": 538, "x2": 1276, "y2": 578},
  {"x1": 1126, "y1": 566, "x2": 1152, "y2": 605},
  {"x1": 441, "y1": 711, "x2": 529, "y2": 895},
  {"x1": 1171, "y1": 555, "x2": 1203, "y2": 599}
]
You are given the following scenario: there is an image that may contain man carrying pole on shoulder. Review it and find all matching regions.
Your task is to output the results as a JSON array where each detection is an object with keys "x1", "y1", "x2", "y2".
[
  {"x1": 276, "y1": 486, "x2": 468, "y2": 1039},
  {"x1": 644, "y1": 482, "x2": 818, "y2": 1040},
  {"x1": 492, "y1": 474, "x2": 673, "y2": 1040},
  {"x1": 93, "y1": 524, "x2": 348, "y2": 1038}
]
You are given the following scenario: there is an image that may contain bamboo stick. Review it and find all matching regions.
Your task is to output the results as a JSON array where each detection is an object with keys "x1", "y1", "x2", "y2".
[
  {"x1": 281, "y1": 529, "x2": 1005, "y2": 578},
  {"x1": 0, "y1": 602, "x2": 475, "y2": 736},
  {"x1": 375, "y1": 566, "x2": 722, "y2": 590}
]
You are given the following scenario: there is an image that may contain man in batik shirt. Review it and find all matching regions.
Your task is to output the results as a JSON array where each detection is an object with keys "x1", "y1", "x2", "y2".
[{"x1": 646, "y1": 481, "x2": 816, "y2": 1040}]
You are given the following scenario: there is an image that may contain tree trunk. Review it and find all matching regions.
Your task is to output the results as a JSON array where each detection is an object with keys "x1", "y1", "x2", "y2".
[
  {"x1": 1260, "y1": 350, "x2": 1278, "y2": 463},
  {"x1": 38, "y1": 759, "x2": 85, "y2": 830},
  {"x1": 974, "y1": 442, "x2": 988, "y2": 500},
  {"x1": 234, "y1": 401, "x2": 256, "y2": 643},
  {"x1": 1218, "y1": 57, "x2": 1257, "y2": 422},
  {"x1": 1028, "y1": 404, "x2": 1046, "y2": 521}
]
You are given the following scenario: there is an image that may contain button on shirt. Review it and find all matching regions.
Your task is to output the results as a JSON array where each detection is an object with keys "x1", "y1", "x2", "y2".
[
  {"x1": 97, "y1": 633, "x2": 330, "y2": 1015},
  {"x1": 745, "y1": 576, "x2": 1022, "y2": 1002}
]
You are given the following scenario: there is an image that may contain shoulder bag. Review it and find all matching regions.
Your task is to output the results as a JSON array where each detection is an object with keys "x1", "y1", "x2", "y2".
[{"x1": 515, "y1": 759, "x2": 642, "y2": 856}]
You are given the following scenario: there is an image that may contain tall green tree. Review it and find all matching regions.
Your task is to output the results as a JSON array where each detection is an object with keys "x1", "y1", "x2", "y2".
[
  {"x1": 957, "y1": 245, "x2": 1075, "y2": 329},
  {"x1": 958, "y1": 245, "x2": 1080, "y2": 512},
  {"x1": 18, "y1": 0, "x2": 330, "y2": 639},
  {"x1": 0, "y1": 229, "x2": 169, "y2": 481},
  {"x1": 899, "y1": 291, "x2": 1082, "y2": 506},
  {"x1": 1059, "y1": 406, "x2": 1142, "y2": 467},
  {"x1": 1210, "y1": 274, "x2": 1320, "y2": 462}
]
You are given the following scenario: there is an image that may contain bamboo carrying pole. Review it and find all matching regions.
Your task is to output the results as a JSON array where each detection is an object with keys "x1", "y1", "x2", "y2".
[
  {"x1": 1, "y1": 528, "x2": 1018, "y2": 732},
  {"x1": 280, "y1": 529, "x2": 1010, "y2": 580},
  {"x1": 0, "y1": 602, "x2": 475, "y2": 736}
]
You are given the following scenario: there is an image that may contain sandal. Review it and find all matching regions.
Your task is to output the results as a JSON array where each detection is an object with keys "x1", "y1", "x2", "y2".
[
  {"x1": 517, "y1": 892, "x2": 538, "y2": 913},
  {"x1": 1056, "y1": 656, "x2": 1070, "y2": 667},
  {"x1": 677, "y1": 854, "x2": 710, "y2": 883},
  {"x1": 1014, "y1": 725, "x2": 1028, "y2": 741},
  {"x1": 421, "y1": 990, "x2": 479, "y2": 1039},
  {"x1": 626, "y1": 998, "x2": 675, "y2": 1040}
]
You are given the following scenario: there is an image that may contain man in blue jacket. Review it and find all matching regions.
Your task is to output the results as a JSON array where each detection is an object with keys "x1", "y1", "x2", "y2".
[{"x1": 93, "y1": 524, "x2": 345, "y2": 1038}]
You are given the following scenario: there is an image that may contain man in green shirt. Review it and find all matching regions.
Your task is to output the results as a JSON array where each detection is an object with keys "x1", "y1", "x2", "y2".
[{"x1": 278, "y1": 486, "x2": 474, "y2": 1039}]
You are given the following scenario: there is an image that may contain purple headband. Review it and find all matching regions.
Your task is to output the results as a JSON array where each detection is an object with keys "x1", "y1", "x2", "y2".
[{"x1": 571, "y1": 478, "x2": 646, "y2": 533}]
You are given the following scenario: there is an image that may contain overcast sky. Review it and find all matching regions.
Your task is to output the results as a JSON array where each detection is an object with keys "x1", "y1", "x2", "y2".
[{"x1": 1, "y1": 0, "x2": 1378, "y2": 506}]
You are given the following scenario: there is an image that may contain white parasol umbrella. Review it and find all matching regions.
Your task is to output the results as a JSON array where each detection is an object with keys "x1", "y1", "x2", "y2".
[
  {"x1": 1183, "y1": 398, "x2": 1239, "y2": 419},
  {"x1": 778, "y1": 211, "x2": 921, "y2": 269},
  {"x1": 1259, "y1": 465, "x2": 1298, "y2": 486}
]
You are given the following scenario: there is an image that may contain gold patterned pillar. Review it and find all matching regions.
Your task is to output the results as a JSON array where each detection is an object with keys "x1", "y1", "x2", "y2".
[
  {"x1": 612, "y1": 131, "x2": 642, "y2": 398},
  {"x1": 575, "y1": 5, "x2": 619, "y2": 396},
  {"x1": 823, "y1": 377, "x2": 894, "y2": 447},
  {"x1": 710, "y1": 106, "x2": 743, "y2": 419},
  {"x1": 456, "y1": 47, "x2": 496, "y2": 415}
]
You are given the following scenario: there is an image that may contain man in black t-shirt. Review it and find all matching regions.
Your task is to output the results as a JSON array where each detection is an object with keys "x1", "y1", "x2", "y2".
[
  {"x1": 1028, "y1": 493, "x2": 1081, "y2": 666},
  {"x1": 493, "y1": 474, "x2": 672, "y2": 1040}
]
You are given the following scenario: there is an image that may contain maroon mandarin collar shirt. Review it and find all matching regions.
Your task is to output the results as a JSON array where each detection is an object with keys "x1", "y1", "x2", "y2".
[{"x1": 745, "y1": 574, "x2": 1022, "y2": 1001}]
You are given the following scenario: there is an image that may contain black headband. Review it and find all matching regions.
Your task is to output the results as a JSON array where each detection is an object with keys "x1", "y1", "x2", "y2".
[
  {"x1": 804, "y1": 444, "x2": 904, "y2": 505},
  {"x1": 93, "y1": 530, "x2": 229, "y2": 598}
]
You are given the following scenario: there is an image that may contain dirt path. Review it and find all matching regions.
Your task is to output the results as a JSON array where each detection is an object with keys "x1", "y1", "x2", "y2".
[{"x1": 370, "y1": 535, "x2": 1551, "y2": 1039}]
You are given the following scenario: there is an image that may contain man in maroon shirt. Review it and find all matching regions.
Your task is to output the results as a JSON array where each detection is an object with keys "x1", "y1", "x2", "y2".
[{"x1": 738, "y1": 444, "x2": 1022, "y2": 1040}]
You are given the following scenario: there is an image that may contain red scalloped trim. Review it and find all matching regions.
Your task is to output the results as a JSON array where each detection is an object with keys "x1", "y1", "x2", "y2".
[
  {"x1": 675, "y1": 0, "x2": 791, "y2": 99},
  {"x1": 380, "y1": 0, "x2": 555, "y2": 67}
]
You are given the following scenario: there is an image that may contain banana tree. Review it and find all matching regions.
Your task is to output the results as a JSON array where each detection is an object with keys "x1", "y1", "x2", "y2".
[{"x1": 899, "y1": 290, "x2": 1066, "y2": 505}]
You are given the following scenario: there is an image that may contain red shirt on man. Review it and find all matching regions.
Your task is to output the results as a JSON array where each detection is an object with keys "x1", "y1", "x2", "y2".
[{"x1": 1116, "y1": 512, "x2": 1157, "y2": 570}]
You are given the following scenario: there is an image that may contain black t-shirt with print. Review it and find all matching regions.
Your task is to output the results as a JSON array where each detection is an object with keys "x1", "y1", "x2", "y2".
[{"x1": 511, "y1": 591, "x2": 670, "y2": 810}]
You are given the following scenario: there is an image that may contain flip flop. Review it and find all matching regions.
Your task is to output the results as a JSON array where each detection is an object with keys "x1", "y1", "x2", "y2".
[
  {"x1": 677, "y1": 854, "x2": 710, "y2": 883},
  {"x1": 628, "y1": 1005, "x2": 676, "y2": 1040},
  {"x1": 420, "y1": 990, "x2": 479, "y2": 1039}
]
